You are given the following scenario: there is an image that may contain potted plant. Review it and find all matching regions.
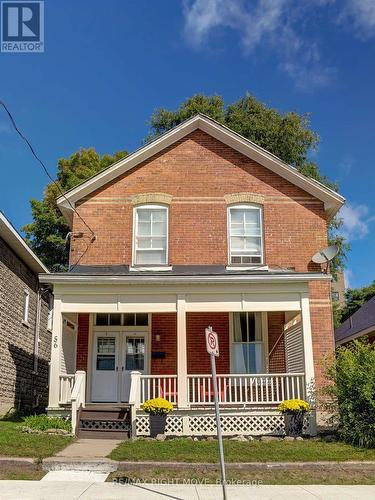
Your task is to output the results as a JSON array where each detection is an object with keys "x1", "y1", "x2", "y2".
[
  {"x1": 278, "y1": 399, "x2": 310, "y2": 437},
  {"x1": 142, "y1": 397, "x2": 173, "y2": 438}
]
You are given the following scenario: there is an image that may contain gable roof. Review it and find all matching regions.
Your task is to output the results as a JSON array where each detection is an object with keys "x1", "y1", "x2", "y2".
[
  {"x1": 0, "y1": 211, "x2": 49, "y2": 274},
  {"x1": 57, "y1": 114, "x2": 345, "y2": 225},
  {"x1": 335, "y1": 295, "x2": 375, "y2": 345}
]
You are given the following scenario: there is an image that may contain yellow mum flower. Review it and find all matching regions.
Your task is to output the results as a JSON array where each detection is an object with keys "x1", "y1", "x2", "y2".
[
  {"x1": 142, "y1": 397, "x2": 174, "y2": 415},
  {"x1": 277, "y1": 399, "x2": 310, "y2": 414}
]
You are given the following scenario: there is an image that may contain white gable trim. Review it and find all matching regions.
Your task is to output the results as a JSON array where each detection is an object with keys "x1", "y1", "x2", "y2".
[{"x1": 57, "y1": 114, "x2": 345, "y2": 225}]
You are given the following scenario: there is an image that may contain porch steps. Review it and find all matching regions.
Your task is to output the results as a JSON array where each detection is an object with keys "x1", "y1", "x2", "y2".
[{"x1": 77, "y1": 405, "x2": 131, "y2": 439}]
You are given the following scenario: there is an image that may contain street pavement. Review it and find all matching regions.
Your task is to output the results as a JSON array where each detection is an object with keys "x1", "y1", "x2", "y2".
[{"x1": 1, "y1": 481, "x2": 375, "y2": 499}]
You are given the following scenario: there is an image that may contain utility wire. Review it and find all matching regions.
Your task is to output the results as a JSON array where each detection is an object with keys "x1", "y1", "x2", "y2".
[{"x1": 0, "y1": 100, "x2": 96, "y2": 240}]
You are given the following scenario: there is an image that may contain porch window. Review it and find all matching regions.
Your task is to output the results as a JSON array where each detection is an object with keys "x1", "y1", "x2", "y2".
[
  {"x1": 95, "y1": 313, "x2": 149, "y2": 327},
  {"x1": 228, "y1": 205, "x2": 263, "y2": 264},
  {"x1": 232, "y1": 312, "x2": 264, "y2": 373},
  {"x1": 134, "y1": 205, "x2": 168, "y2": 265}
]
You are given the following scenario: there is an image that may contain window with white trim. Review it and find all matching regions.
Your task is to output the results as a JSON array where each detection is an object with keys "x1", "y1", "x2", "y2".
[
  {"x1": 232, "y1": 312, "x2": 264, "y2": 373},
  {"x1": 228, "y1": 204, "x2": 263, "y2": 264},
  {"x1": 134, "y1": 205, "x2": 168, "y2": 265},
  {"x1": 47, "y1": 294, "x2": 53, "y2": 331},
  {"x1": 23, "y1": 289, "x2": 30, "y2": 324}
]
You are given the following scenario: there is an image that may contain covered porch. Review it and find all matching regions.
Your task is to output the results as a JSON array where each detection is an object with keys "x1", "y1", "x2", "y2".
[{"x1": 43, "y1": 273, "x2": 319, "y2": 437}]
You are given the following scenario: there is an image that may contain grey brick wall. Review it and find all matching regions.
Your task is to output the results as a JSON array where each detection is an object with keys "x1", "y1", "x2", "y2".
[{"x1": 0, "y1": 236, "x2": 51, "y2": 414}]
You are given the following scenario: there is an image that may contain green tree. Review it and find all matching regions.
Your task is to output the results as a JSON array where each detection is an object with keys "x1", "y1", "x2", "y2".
[
  {"x1": 150, "y1": 93, "x2": 347, "y2": 273},
  {"x1": 338, "y1": 281, "x2": 375, "y2": 323},
  {"x1": 23, "y1": 148, "x2": 127, "y2": 271}
]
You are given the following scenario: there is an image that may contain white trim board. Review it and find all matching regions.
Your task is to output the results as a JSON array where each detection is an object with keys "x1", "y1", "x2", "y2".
[{"x1": 57, "y1": 114, "x2": 345, "y2": 225}]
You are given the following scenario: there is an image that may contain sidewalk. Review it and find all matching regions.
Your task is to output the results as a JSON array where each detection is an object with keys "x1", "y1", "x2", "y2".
[{"x1": 1, "y1": 482, "x2": 375, "y2": 499}]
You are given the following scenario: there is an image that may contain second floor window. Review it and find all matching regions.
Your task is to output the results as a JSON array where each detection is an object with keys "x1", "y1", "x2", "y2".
[
  {"x1": 134, "y1": 205, "x2": 168, "y2": 265},
  {"x1": 229, "y1": 204, "x2": 263, "y2": 265}
]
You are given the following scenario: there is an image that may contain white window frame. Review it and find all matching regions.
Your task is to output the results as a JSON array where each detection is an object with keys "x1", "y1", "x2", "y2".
[
  {"x1": 132, "y1": 204, "x2": 169, "y2": 266},
  {"x1": 23, "y1": 289, "x2": 30, "y2": 325},
  {"x1": 230, "y1": 312, "x2": 268, "y2": 374},
  {"x1": 227, "y1": 204, "x2": 264, "y2": 265},
  {"x1": 47, "y1": 294, "x2": 54, "y2": 331}
]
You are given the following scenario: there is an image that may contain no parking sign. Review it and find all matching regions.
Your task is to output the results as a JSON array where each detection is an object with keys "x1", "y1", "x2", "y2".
[{"x1": 205, "y1": 327, "x2": 219, "y2": 357}]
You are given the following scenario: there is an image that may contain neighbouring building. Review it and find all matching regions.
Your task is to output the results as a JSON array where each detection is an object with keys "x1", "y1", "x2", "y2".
[
  {"x1": 40, "y1": 114, "x2": 345, "y2": 438},
  {"x1": 331, "y1": 271, "x2": 346, "y2": 308},
  {"x1": 0, "y1": 211, "x2": 51, "y2": 415},
  {"x1": 335, "y1": 295, "x2": 375, "y2": 346}
]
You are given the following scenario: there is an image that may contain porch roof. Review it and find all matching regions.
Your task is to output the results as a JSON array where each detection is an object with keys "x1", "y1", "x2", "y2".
[{"x1": 39, "y1": 265, "x2": 330, "y2": 285}]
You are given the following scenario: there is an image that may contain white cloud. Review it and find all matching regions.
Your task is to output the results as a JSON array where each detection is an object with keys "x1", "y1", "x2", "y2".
[
  {"x1": 344, "y1": 268, "x2": 353, "y2": 289},
  {"x1": 182, "y1": 0, "x2": 335, "y2": 89},
  {"x1": 340, "y1": 203, "x2": 372, "y2": 240},
  {"x1": 182, "y1": 0, "x2": 375, "y2": 88},
  {"x1": 340, "y1": 0, "x2": 375, "y2": 39}
]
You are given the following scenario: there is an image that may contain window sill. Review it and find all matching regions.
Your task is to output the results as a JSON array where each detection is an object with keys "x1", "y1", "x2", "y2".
[
  {"x1": 22, "y1": 320, "x2": 30, "y2": 328},
  {"x1": 129, "y1": 266, "x2": 173, "y2": 272},
  {"x1": 226, "y1": 265, "x2": 269, "y2": 271}
]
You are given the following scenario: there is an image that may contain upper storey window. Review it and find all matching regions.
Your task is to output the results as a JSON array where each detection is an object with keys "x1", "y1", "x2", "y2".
[
  {"x1": 228, "y1": 204, "x2": 263, "y2": 265},
  {"x1": 134, "y1": 205, "x2": 168, "y2": 265}
]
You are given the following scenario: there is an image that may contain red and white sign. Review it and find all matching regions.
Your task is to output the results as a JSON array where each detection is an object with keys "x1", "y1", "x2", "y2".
[{"x1": 205, "y1": 327, "x2": 219, "y2": 357}]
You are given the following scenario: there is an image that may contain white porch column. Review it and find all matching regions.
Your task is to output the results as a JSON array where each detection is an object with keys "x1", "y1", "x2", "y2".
[
  {"x1": 48, "y1": 297, "x2": 63, "y2": 408},
  {"x1": 300, "y1": 292, "x2": 315, "y2": 405},
  {"x1": 177, "y1": 294, "x2": 188, "y2": 408}
]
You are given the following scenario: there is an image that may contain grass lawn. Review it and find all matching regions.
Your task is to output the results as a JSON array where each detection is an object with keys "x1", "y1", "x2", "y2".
[
  {"x1": 108, "y1": 466, "x2": 375, "y2": 485},
  {"x1": 0, "y1": 421, "x2": 73, "y2": 458},
  {"x1": 109, "y1": 438, "x2": 375, "y2": 463}
]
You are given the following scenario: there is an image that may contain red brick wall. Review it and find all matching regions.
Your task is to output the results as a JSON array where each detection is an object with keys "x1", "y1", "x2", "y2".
[
  {"x1": 76, "y1": 313, "x2": 89, "y2": 371},
  {"x1": 187, "y1": 313, "x2": 230, "y2": 374},
  {"x1": 268, "y1": 312, "x2": 286, "y2": 372},
  {"x1": 70, "y1": 130, "x2": 327, "y2": 271},
  {"x1": 151, "y1": 313, "x2": 177, "y2": 374}
]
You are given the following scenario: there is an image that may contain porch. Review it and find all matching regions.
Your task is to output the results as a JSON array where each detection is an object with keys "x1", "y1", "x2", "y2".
[{"x1": 43, "y1": 273, "x2": 320, "y2": 437}]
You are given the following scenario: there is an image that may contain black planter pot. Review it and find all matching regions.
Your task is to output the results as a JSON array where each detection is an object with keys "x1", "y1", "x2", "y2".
[
  {"x1": 284, "y1": 413, "x2": 304, "y2": 437},
  {"x1": 149, "y1": 414, "x2": 167, "y2": 438}
]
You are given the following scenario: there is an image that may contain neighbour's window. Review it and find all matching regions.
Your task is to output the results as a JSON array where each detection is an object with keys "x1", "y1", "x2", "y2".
[
  {"x1": 134, "y1": 205, "x2": 168, "y2": 265},
  {"x1": 232, "y1": 312, "x2": 264, "y2": 373},
  {"x1": 47, "y1": 294, "x2": 53, "y2": 331},
  {"x1": 331, "y1": 291, "x2": 340, "y2": 302},
  {"x1": 228, "y1": 205, "x2": 263, "y2": 264},
  {"x1": 23, "y1": 289, "x2": 30, "y2": 324}
]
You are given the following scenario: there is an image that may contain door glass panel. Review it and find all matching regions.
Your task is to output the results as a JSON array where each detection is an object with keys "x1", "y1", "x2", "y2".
[
  {"x1": 136, "y1": 313, "x2": 148, "y2": 326},
  {"x1": 124, "y1": 313, "x2": 136, "y2": 326},
  {"x1": 109, "y1": 314, "x2": 122, "y2": 326},
  {"x1": 96, "y1": 313, "x2": 109, "y2": 326},
  {"x1": 125, "y1": 338, "x2": 145, "y2": 370},
  {"x1": 96, "y1": 337, "x2": 115, "y2": 371}
]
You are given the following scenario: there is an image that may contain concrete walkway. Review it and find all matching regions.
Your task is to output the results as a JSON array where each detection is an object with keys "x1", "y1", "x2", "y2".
[
  {"x1": 54, "y1": 438, "x2": 121, "y2": 458},
  {"x1": 1, "y1": 482, "x2": 375, "y2": 499}
]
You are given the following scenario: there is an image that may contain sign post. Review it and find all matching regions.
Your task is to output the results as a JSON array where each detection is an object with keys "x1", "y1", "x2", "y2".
[{"x1": 205, "y1": 326, "x2": 228, "y2": 500}]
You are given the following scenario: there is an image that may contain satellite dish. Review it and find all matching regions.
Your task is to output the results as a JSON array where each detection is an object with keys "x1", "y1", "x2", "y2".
[{"x1": 312, "y1": 245, "x2": 339, "y2": 272}]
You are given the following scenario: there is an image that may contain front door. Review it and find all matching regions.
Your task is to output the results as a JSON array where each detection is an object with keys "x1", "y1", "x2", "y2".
[
  {"x1": 121, "y1": 335, "x2": 146, "y2": 401},
  {"x1": 91, "y1": 332, "x2": 119, "y2": 402}
]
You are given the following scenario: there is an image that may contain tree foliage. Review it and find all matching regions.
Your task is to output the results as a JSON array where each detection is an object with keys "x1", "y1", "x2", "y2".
[
  {"x1": 337, "y1": 281, "x2": 375, "y2": 324},
  {"x1": 325, "y1": 339, "x2": 375, "y2": 448},
  {"x1": 23, "y1": 148, "x2": 127, "y2": 271}
]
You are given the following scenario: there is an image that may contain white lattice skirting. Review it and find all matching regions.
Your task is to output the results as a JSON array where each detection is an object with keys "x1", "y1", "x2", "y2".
[{"x1": 136, "y1": 410, "x2": 312, "y2": 437}]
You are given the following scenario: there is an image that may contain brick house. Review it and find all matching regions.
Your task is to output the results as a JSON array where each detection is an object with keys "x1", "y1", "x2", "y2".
[
  {"x1": 40, "y1": 115, "x2": 344, "y2": 437},
  {"x1": 0, "y1": 212, "x2": 51, "y2": 415}
]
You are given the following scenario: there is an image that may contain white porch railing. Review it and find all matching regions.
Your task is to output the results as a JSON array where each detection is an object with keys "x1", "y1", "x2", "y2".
[
  {"x1": 70, "y1": 371, "x2": 86, "y2": 434},
  {"x1": 59, "y1": 374, "x2": 75, "y2": 404},
  {"x1": 188, "y1": 373, "x2": 306, "y2": 406},
  {"x1": 140, "y1": 375, "x2": 178, "y2": 406},
  {"x1": 130, "y1": 372, "x2": 305, "y2": 409}
]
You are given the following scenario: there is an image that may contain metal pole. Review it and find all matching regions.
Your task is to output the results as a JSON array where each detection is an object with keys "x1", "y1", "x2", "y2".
[{"x1": 210, "y1": 352, "x2": 228, "y2": 500}]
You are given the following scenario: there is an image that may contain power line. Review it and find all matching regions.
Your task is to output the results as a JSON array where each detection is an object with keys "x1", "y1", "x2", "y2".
[{"x1": 0, "y1": 100, "x2": 96, "y2": 240}]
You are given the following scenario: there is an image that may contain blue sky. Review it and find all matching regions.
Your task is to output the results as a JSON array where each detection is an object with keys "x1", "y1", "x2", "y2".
[{"x1": 0, "y1": 0, "x2": 374, "y2": 288}]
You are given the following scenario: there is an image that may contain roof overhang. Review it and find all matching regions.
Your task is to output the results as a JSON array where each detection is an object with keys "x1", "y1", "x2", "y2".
[
  {"x1": 39, "y1": 272, "x2": 330, "y2": 286},
  {"x1": 0, "y1": 212, "x2": 49, "y2": 274},
  {"x1": 57, "y1": 114, "x2": 345, "y2": 226},
  {"x1": 336, "y1": 325, "x2": 375, "y2": 346}
]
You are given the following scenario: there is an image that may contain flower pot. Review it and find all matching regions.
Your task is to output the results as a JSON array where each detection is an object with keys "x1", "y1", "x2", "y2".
[
  {"x1": 284, "y1": 413, "x2": 304, "y2": 437},
  {"x1": 149, "y1": 414, "x2": 167, "y2": 438}
]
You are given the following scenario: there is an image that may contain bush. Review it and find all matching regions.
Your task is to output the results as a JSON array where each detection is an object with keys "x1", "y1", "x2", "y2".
[
  {"x1": 22, "y1": 414, "x2": 71, "y2": 432},
  {"x1": 325, "y1": 339, "x2": 375, "y2": 448}
]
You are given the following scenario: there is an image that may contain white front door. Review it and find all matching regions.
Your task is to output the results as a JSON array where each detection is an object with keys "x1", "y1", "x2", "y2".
[
  {"x1": 121, "y1": 335, "x2": 146, "y2": 402},
  {"x1": 91, "y1": 332, "x2": 119, "y2": 402}
]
